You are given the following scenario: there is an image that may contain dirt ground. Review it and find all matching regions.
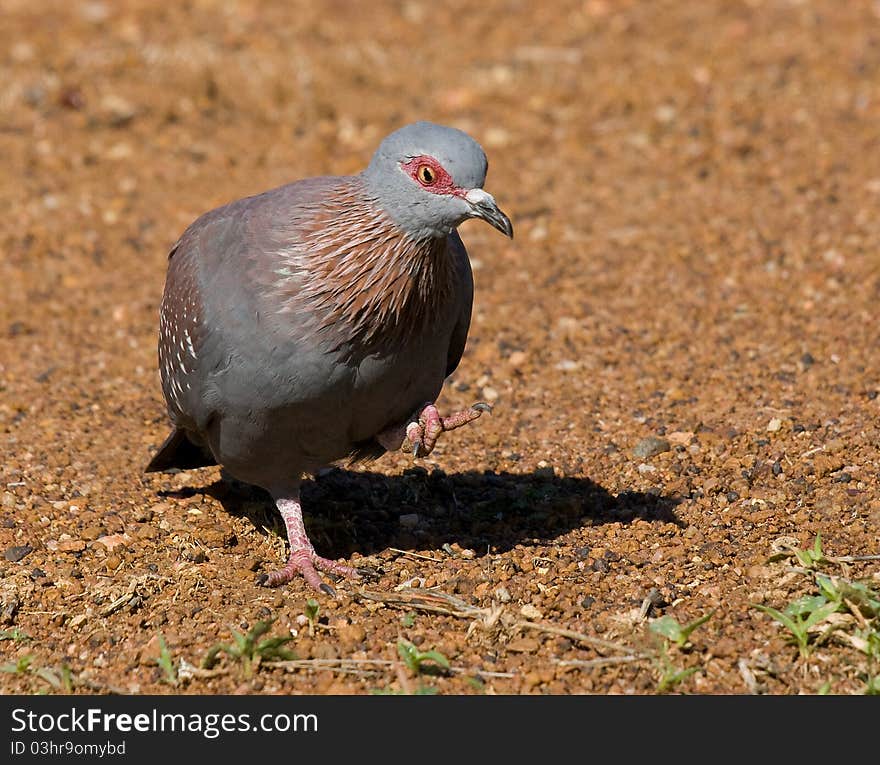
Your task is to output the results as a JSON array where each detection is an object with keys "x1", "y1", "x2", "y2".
[{"x1": 2, "y1": 0, "x2": 879, "y2": 696}]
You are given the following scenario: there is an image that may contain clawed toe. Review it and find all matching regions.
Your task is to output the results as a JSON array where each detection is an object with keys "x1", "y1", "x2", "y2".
[
  {"x1": 402, "y1": 401, "x2": 494, "y2": 459},
  {"x1": 262, "y1": 552, "x2": 359, "y2": 593}
]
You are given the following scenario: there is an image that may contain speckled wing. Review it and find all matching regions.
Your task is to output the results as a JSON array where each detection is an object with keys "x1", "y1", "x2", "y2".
[
  {"x1": 157, "y1": 236, "x2": 205, "y2": 426},
  {"x1": 145, "y1": 233, "x2": 215, "y2": 472}
]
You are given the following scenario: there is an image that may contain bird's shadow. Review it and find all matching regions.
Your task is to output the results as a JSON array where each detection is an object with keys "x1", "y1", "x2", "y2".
[{"x1": 162, "y1": 466, "x2": 683, "y2": 560}]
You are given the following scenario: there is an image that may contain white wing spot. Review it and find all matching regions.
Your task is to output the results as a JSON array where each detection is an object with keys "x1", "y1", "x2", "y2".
[{"x1": 183, "y1": 328, "x2": 197, "y2": 359}]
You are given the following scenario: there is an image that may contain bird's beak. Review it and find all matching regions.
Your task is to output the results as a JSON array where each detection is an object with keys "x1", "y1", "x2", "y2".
[{"x1": 464, "y1": 188, "x2": 513, "y2": 239}]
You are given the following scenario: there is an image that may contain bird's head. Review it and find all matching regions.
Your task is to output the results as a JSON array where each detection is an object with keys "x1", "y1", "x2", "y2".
[{"x1": 362, "y1": 121, "x2": 513, "y2": 241}]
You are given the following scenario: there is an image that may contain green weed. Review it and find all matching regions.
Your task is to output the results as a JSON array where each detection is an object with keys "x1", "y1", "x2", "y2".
[
  {"x1": 654, "y1": 643, "x2": 699, "y2": 693},
  {"x1": 396, "y1": 639, "x2": 450, "y2": 676},
  {"x1": 793, "y1": 533, "x2": 827, "y2": 569},
  {"x1": 156, "y1": 632, "x2": 178, "y2": 687},
  {"x1": 304, "y1": 599, "x2": 320, "y2": 637},
  {"x1": 0, "y1": 628, "x2": 31, "y2": 642},
  {"x1": 649, "y1": 611, "x2": 714, "y2": 648},
  {"x1": 755, "y1": 535, "x2": 880, "y2": 688},
  {"x1": 753, "y1": 596, "x2": 839, "y2": 658},
  {"x1": 1, "y1": 655, "x2": 33, "y2": 674},
  {"x1": 202, "y1": 619, "x2": 296, "y2": 677}
]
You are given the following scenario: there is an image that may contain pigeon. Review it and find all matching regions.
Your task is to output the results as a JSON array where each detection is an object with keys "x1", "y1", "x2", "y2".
[{"x1": 145, "y1": 121, "x2": 513, "y2": 593}]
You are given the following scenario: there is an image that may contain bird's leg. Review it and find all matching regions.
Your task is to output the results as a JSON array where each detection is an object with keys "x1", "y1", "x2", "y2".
[
  {"x1": 263, "y1": 494, "x2": 359, "y2": 595},
  {"x1": 405, "y1": 401, "x2": 492, "y2": 458}
]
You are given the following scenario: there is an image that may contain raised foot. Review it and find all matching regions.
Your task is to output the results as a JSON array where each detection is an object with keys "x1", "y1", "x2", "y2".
[
  {"x1": 406, "y1": 401, "x2": 492, "y2": 458},
  {"x1": 262, "y1": 548, "x2": 360, "y2": 595}
]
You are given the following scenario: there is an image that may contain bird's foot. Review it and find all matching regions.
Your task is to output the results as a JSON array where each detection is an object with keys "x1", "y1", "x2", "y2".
[
  {"x1": 263, "y1": 548, "x2": 360, "y2": 595},
  {"x1": 405, "y1": 401, "x2": 492, "y2": 458},
  {"x1": 262, "y1": 495, "x2": 359, "y2": 595}
]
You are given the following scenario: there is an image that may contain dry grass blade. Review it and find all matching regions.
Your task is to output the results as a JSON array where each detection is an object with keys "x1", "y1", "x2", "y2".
[
  {"x1": 450, "y1": 667, "x2": 515, "y2": 679},
  {"x1": 267, "y1": 659, "x2": 388, "y2": 677},
  {"x1": 99, "y1": 592, "x2": 139, "y2": 617},
  {"x1": 515, "y1": 620, "x2": 649, "y2": 657},
  {"x1": 73, "y1": 675, "x2": 128, "y2": 695},
  {"x1": 358, "y1": 588, "x2": 643, "y2": 658},
  {"x1": 554, "y1": 656, "x2": 647, "y2": 669},
  {"x1": 737, "y1": 659, "x2": 761, "y2": 694},
  {"x1": 356, "y1": 588, "x2": 488, "y2": 618},
  {"x1": 388, "y1": 548, "x2": 443, "y2": 562},
  {"x1": 178, "y1": 658, "x2": 227, "y2": 680},
  {"x1": 265, "y1": 657, "x2": 516, "y2": 679}
]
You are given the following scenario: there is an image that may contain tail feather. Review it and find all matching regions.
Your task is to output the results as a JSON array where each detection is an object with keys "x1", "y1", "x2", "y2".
[{"x1": 145, "y1": 427, "x2": 216, "y2": 473}]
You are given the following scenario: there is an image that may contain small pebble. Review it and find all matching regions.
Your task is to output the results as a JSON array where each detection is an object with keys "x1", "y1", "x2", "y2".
[
  {"x1": 494, "y1": 586, "x2": 512, "y2": 603},
  {"x1": 632, "y1": 436, "x2": 671, "y2": 459},
  {"x1": 4, "y1": 545, "x2": 33, "y2": 562},
  {"x1": 481, "y1": 385, "x2": 499, "y2": 402},
  {"x1": 104, "y1": 555, "x2": 123, "y2": 571}
]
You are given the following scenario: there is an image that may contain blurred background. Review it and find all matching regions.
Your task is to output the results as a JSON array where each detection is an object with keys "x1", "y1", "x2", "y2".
[{"x1": 1, "y1": 1, "x2": 879, "y2": 695}]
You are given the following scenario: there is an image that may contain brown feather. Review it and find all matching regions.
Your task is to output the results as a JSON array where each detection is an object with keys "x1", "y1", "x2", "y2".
[{"x1": 270, "y1": 179, "x2": 453, "y2": 357}]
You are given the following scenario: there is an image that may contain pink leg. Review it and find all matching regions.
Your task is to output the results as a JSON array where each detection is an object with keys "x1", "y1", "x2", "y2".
[
  {"x1": 398, "y1": 401, "x2": 491, "y2": 458},
  {"x1": 263, "y1": 495, "x2": 360, "y2": 595}
]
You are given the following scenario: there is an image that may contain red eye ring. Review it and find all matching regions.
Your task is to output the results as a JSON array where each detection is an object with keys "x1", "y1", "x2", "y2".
[{"x1": 401, "y1": 156, "x2": 461, "y2": 196}]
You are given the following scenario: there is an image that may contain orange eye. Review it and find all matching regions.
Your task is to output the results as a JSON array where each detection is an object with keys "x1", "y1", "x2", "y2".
[{"x1": 417, "y1": 165, "x2": 436, "y2": 185}]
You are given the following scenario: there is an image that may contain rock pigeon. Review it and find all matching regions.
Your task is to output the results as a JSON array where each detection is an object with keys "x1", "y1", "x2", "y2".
[{"x1": 145, "y1": 121, "x2": 513, "y2": 593}]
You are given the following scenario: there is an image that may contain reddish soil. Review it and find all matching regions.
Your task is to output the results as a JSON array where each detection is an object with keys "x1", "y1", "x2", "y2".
[{"x1": 2, "y1": 0, "x2": 879, "y2": 695}]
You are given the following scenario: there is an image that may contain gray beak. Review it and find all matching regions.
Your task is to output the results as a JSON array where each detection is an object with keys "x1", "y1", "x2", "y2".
[{"x1": 465, "y1": 188, "x2": 514, "y2": 239}]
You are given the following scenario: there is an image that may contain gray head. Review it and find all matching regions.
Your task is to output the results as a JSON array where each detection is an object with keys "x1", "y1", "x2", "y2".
[{"x1": 361, "y1": 121, "x2": 513, "y2": 240}]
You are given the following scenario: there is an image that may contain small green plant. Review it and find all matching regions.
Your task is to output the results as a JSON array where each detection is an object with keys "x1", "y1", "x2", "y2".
[
  {"x1": 401, "y1": 612, "x2": 416, "y2": 628},
  {"x1": 1, "y1": 655, "x2": 33, "y2": 674},
  {"x1": 753, "y1": 595, "x2": 839, "y2": 658},
  {"x1": 156, "y1": 633, "x2": 178, "y2": 687},
  {"x1": 0, "y1": 655, "x2": 75, "y2": 693},
  {"x1": 817, "y1": 575, "x2": 880, "y2": 619},
  {"x1": 655, "y1": 643, "x2": 699, "y2": 693},
  {"x1": 203, "y1": 619, "x2": 296, "y2": 677},
  {"x1": 0, "y1": 628, "x2": 31, "y2": 642},
  {"x1": 649, "y1": 611, "x2": 714, "y2": 648},
  {"x1": 794, "y1": 534, "x2": 827, "y2": 569},
  {"x1": 759, "y1": 537, "x2": 880, "y2": 690},
  {"x1": 304, "y1": 598, "x2": 320, "y2": 637},
  {"x1": 33, "y1": 664, "x2": 74, "y2": 693},
  {"x1": 396, "y1": 639, "x2": 450, "y2": 676},
  {"x1": 858, "y1": 630, "x2": 880, "y2": 661}
]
